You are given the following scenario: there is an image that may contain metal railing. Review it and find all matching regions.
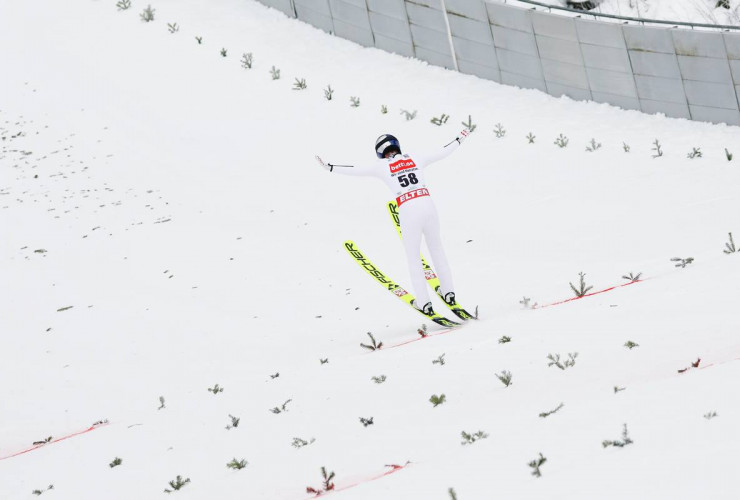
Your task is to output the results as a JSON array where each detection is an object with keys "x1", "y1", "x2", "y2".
[{"x1": 505, "y1": 0, "x2": 740, "y2": 31}]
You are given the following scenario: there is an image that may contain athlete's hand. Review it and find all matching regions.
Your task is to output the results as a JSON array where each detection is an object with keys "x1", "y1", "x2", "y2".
[
  {"x1": 316, "y1": 155, "x2": 333, "y2": 172},
  {"x1": 456, "y1": 128, "x2": 470, "y2": 144}
]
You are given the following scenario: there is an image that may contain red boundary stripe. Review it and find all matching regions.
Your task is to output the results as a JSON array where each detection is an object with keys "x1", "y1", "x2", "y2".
[
  {"x1": 0, "y1": 422, "x2": 109, "y2": 461},
  {"x1": 533, "y1": 279, "x2": 644, "y2": 309},
  {"x1": 305, "y1": 463, "x2": 410, "y2": 498}
]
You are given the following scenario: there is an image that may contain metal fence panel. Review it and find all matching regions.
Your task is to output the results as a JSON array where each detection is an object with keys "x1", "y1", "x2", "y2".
[
  {"x1": 491, "y1": 25, "x2": 539, "y2": 57},
  {"x1": 586, "y1": 67, "x2": 637, "y2": 97},
  {"x1": 575, "y1": 18, "x2": 625, "y2": 49},
  {"x1": 672, "y1": 30, "x2": 728, "y2": 58},
  {"x1": 580, "y1": 44, "x2": 632, "y2": 73},
  {"x1": 623, "y1": 25, "x2": 676, "y2": 54},
  {"x1": 369, "y1": 12, "x2": 413, "y2": 44},
  {"x1": 591, "y1": 91, "x2": 640, "y2": 111},
  {"x1": 294, "y1": 0, "x2": 333, "y2": 33},
  {"x1": 496, "y1": 47, "x2": 544, "y2": 81},
  {"x1": 415, "y1": 45, "x2": 455, "y2": 69},
  {"x1": 677, "y1": 55, "x2": 733, "y2": 84},
  {"x1": 330, "y1": 0, "x2": 372, "y2": 30},
  {"x1": 367, "y1": 0, "x2": 408, "y2": 21},
  {"x1": 458, "y1": 58, "x2": 501, "y2": 81},
  {"x1": 452, "y1": 36, "x2": 498, "y2": 68},
  {"x1": 689, "y1": 105, "x2": 740, "y2": 125},
  {"x1": 333, "y1": 19, "x2": 374, "y2": 47},
  {"x1": 640, "y1": 98, "x2": 691, "y2": 119},
  {"x1": 731, "y1": 60, "x2": 740, "y2": 82},
  {"x1": 683, "y1": 80, "x2": 739, "y2": 109},
  {"x1": 634, "y1": 75, "x2": 687, "y2": 104},
  {"x1": 532, "y1": 11, "x2": 578, "y2": 41},
  {"x1": 448, "y1": 12, "x2": 494, "y2": 45},
  {"x1": 725, "y1": 33, "x2": 740, "y2": 60},
  {"x1": 445, "y1": 0, "x2": 488, "y2": 22},
  {"x1": 259, "y1": 0, "x2": 295, "y2": 17},
  {"x1": 485, "y1": 2, "x2": 533, "y2": 33},
  {"x1": 501, "y1": 70, "x2": 548, "y2": 92},
  {"x1": 546, "y1": 81, "x2": 592, "y2": 101},
  {"x1": 629, "y1": 51, "x2": 682, "y2": 79},
  {"x1": 410, "y1": 23, "x2": 451, "y2": 54},
  {"x1": 406, "y1": 2, "x2": 446, "y2": 32},
  {"x1": 536, "y1": 35, "x2": 584, "y2": 66},
  {"x1": 541, "y1": 59, "x2": 589, "y2": 89},
  {"x1": 374, "y1": 33, "x2": 415, "y2": 57}
]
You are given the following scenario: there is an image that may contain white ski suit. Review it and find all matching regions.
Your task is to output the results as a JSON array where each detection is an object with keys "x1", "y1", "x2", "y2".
[{"x1": 325, "y1": 134, "x2": 465, "y2": 308}]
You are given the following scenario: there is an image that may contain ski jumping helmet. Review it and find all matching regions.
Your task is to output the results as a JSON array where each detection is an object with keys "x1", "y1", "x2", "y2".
[{"x1": 375, "y1": 134, "x2": 401, "y2": 158}]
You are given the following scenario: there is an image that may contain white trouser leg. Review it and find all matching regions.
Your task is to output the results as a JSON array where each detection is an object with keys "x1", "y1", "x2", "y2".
[
  {"x1": 422, "y1": 207, "x2": 454, "y2": 297},
  {"x1": 400, "y1": 202, "x2": 431, "y2": 307}
]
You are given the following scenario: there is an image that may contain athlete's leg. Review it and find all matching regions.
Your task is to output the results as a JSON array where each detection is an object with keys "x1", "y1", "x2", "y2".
[
  {"x1": 400, "y1": 203, "x2": 431, "y2": 307},
  {"x1": 422, "y1": 202, "x2": 455, "y2": 297}
]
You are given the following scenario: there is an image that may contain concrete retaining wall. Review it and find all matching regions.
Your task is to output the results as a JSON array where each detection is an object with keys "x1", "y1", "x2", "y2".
[{"x1": 254, "y1": 0, "x2": 740, "y2": 126}]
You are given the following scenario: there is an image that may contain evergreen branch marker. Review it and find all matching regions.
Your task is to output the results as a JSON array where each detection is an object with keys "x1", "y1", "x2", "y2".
[
  {"x1": 220, "y1": 48, "x2": 228, "y2": 57},
  {"x1": 350, "y1": 96, "x2": 360, "y2": 107},
  {"x1": 704, "y1": 411, "x2": 718, "y2": 420},
  {"x1": 725, "y1": 148, "x2": 733, "y2": 161},
  {"x1": 449, "y1": 488, "x2": 458, "y2": 500},
  {"x1": 371, "y1": 375, "x2": 386, "y2": 384},
  {"x1": 140, "y1": 4, "x2": 155, "y2": 22},
  {"x1": 323, "y1": 85, "x2": 334, "y2": 100},
  {"x1": 306, "y1": 467, "x2": 335, "y2": 496},
  {"x1": 547, "y1": 352, "x2": 578, "y2": 370},
  {"x1": 269, "y1": 399, "x2": 292, "y2": 414},
  {"x1": 116, "y1": 0, "x2": 131, "y2": 10},
  {"x1": 498, "y1": 335, "x2": 511, "y2": 344},
  {"x1": 652, "y1": 139, "x2": 663, "y2": 158},
  {"x1": 158, "y1": 396, "x2": 166, "y2": 410},
  {"x1": 526, "y1": 132, "x2": 536, "y2": 143},
  {"x1": 164, "y1": 475, "x2": 190, "y2": 493},
  {"x1": 621, "y1": 272, "x2": 642, "y2": 282},
  {"x1": 528, "y1": 453, "x2": 547, "y2": 477},
  {"x1": 602, "y1": 424, "x2": 633, "y2": 448},
  {"x1": 226, "y1": 458, "x2": 248, "y2": 470},
  {"x1": 461, "y1": 430, "x2": 488, "y2": 445},
  {"x1": 208, "y1": 384, "x2": 224, "y2": 395},
  {"x1": 195, "y1": 36, "x2": 203, "y2": 44},
  {"x1": 400, "y1": 109, "x2": 417, "y2": 120},
  {"x1": 292, "y1": 437, "x2": 315, "y2": 448},
  {"x1": 569, "y1": 272, "x2": 593, "y2": 297},
  {"x1": 293, "y1": 78, "x2": 307, "y2": 90},
  {"x1": 320, "y1": 358, "x2": 329, "y2": 364},
  {"x1": 240, "y1": 53, "x2": 253, "y2": 69},
  {"x1": 380, "y1": 104, "x2": 388, "y2": 114},
  {"x1": 270, "y1": 372, "x2": 280, "y2": 379},
  {"x1": 359, "y1": 416, "x2": 374, "y2": 427},
  {"x1": 538, "y1": 403, "x2": 564, "y2": 418},
  {"x1": 554, "y1": 133, "x2": 569, "y2": 148},
  {"x1": 670, "y1": 257, "x2": 694, "y2": 268},
  {"x1": 687, "y1": 147, "x2": 702, "y2": 159},
  {"x1": 109, "y1": 457, "x2": 123, "y2": 468},
  {"x1": 360, "y1": 332, "x2": 383, "y2": 351},
  {"x1": 167, "y1": 22, "x2": 179, "y2": 33},
  {"x1": 431, "y1": 114, "x2": 449, "y2": 126},
  {"x1": 270, "y1": 66, "x2": 280, "y2": 80},
  {"x1": 462, "y1": 115, "x2": 476, "y2": 132},
  {"x1": 429, "y1": 394, "x2": 446, "y2": 407},
  {"x1": 623, "y1": 142, "x2": 630, "y2": 152},
  {"x1": 432, "y1": 353, "x2": 445, "y2": 365},
  {"x1": 585, "y1": 138, "x2": 602, "y2": 152},
  {"x1": 226, "y1": 414, "x2": 240, "y2": 430},
  {"x1": 614, "y1": 386, "x2": 626, "y2": 393},
  {"x1": 724, "y1": 232, "x2": 736, "y2": 254},
  {"x1": 624, "y1": 341, "x2": 639, "y2": 349},
  {"x1": 493, "y1": 123, "x2": 506, "y2": 138},
  {"x1": 495, "y1": 370, "x2": 513, "y2": 387}
]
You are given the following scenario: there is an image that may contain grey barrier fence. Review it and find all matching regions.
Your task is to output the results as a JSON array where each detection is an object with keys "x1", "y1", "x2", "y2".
[{"x1": 254, "y1": 0, "x2": 740, "y2": 126}]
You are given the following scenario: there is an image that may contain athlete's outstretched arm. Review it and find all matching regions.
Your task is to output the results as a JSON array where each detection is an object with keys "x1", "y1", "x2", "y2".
[
  {"x1": 315, "y1": 155, "x2": 375, "y2": 176},
  {"x1": 418, "y1": 128, "x2": 470, "y2": 166}
]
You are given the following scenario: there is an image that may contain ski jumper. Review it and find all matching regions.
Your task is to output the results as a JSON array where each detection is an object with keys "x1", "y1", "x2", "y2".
[{"x1": 329, "y1": 138, "x2": 462, "y2": 307}]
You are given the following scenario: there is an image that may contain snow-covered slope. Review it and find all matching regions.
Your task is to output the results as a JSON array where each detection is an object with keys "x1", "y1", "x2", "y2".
[{"x1": 1, "y1": 1, "x2": 739, "y2": 499}]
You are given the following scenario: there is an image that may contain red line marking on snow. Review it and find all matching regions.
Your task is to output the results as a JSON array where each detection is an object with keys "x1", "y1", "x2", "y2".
[
  {"x1": 381, "y1": 326, "x2": 464, "y2": 350},
  {"x1": 0, "y1": 421, "x2": 110, "y2": 461},
  {"x1": 533, "y1": 279, "x2": 645, "y2": 309},
  {"x1": 304, "y1": 463, "x2": 410, "y2": 498}
]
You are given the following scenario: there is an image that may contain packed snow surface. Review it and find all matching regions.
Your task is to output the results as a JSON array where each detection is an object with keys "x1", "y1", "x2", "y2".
[{"x1": 1, "y1": 0, "x2": 739, "y2": 499}]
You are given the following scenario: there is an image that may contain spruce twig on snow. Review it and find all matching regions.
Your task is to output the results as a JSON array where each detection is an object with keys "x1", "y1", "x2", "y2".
[
  {"x1": 225, "y1": 414, "x2": 240, "y2": 430},
  {"x1": 614, "y1": 386, "x2": 626, "y2": 393},
  {"x1": 270, "y1": 66, "x2": 280, "y2": 80},
  {"x1": 539, "y1": 403, "x2": 564, "y2": 418},
  {"x1": 371, "y1": 375, "x2": 387, "y2": 384},
  {"x1": 226, "y1": 458, "x2": 248, "y2": 470},
  {"x1": 164, "y1": 475, "x2": 190, "y2": 493},
  {"x1": 220, "y1": 48, "x2": 228, "y2": 57},
  {"x1": 292, "y1": 437, "x2": 315, "y2": 448},
  {"x1": 158, "y1": 396, "x2": 165, "y2": 410},
  {"x1": 380, "y1": 104, "x2": 388, "y2": 114},
  {"x1": 652, "y1": 139, "x2": 663, "y2": 158},
  {"x1": 621, "y1": 272, "x2": 642, "y2": 282},
  {"x1": 449, "y1": 488, "x2": 458, "y2": 500},
  {"x1": 167, "y1": 22, "x2": 179, "y2": 34},
  {"x1": 116, "y1": 0, "x2": 131, "y2": 11},
  {"x1": 493, "y1": 123, "x2": 506, "y2": 138},
  {"x1": 400, "y1": 109, "x2": 417, "y2": 120},
  {"x1": 306, "y1": 467, "x2": 335, "y2": 496},
  {"x1": 140, "y1": 5, "x2": 155, "y2": 22},
  {"x1": 602, "y1": 423, "x2": 633, "y2": 448},
  {"x1": 109, "y1": 457, "x2": 123, "y2": 468},
  {"x1": 432, "y1": 353, "x2": 446, "y2": 365},
  {"x1": 496, "y1": 370, "x2": 513, "y2": 387},
  {"x1": 554, "y1": 133, "x2": 569, "y2": 148},
  {"x1": 725, "y1": 148, "x2": 733, "y2": 161},
  {"x1": 31, "y1": 485, "x2": 54, "y2": 496},
  {"x1": 293, "y1": 78, "x2": 307, "y2": 90},
  {"x1": 569, "y1": 272, "x2": 593, "y2": 297},
  {"x1": 207, "y1": 384, "x2": 224, "y2": 394},
  {"x1": 350, "y1": 96, "x2": 360, "y2": 107},
  {"x1": 623, "y1": 142, "x2": 630, "y2": 152},
  {"x1": 624, "y1": 340, "x2": 639, "y2": 349},
  {"x1": 526, "y1": 132, "x2": 536, "y2": 143},
  {"x1": 195, "y1": 36, "x2": 203, "y2": 44},
  {"x1": 528, "y1": 453, "x2": 547, "y2": 477},
  {"x1": 687, "y1": 147, "x2": 702, "y2": 159},
  {"x1": 547, "y1": 352, "x2": 578, "y2": 370},
  {"x1": 359, "y1": 416, "x2": 374, "y2": 427},
  {"x1": 704, "y1": 411, "x2": 718, "y2": 420},
  {"x1": 671, "y1": 257, "x2": 694, "y2": 268},
  {"x1": 269, "y1": 399, "x2": 292, "y2": 414},
  {"x1": 724, "y1": 232, "x2": 736, "y2": 254},
  {"x1": 462, "y1": 115, "x2": 476, "y2": 132},
  {"x1": 498, "y1": 335, "x2": 511, "y2": 344},
  {"x1": 585, "y1": 138, "x2": 601, "y2": 152},
  {"x1": 320, "y1": 358, "x2": 329, "y2": 364},
  {"x1": 431, "y1": 113, "x2": 449, "y2": 126},
  {"x1": 360, "y1": 331, "x2": 383, "y2": 351},
  {"x1": 323, "y1": 85, "x2": 333, "y2": 100},
  {"x1": 461, "y1": 430, "x2": 488, "y2": 445},
  {"x1": 240, "y1": 53, "x2": 253, "y2": 69},
  {"x1": 429, "y1": 394, "x2": 446, "y2": 407}
]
